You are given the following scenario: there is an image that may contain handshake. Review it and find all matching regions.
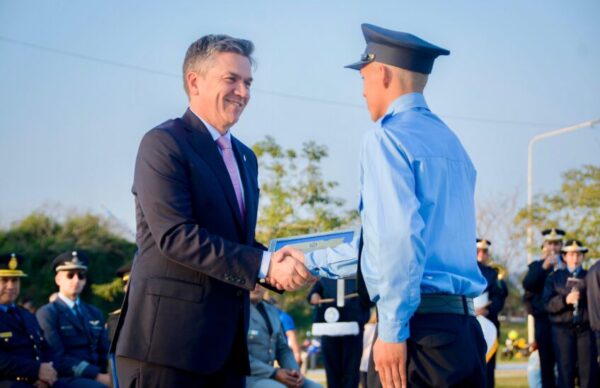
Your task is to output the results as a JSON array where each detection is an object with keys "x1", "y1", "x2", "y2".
[{"x1": 265, "y1": 247, "x2": 315, "y2": 291}]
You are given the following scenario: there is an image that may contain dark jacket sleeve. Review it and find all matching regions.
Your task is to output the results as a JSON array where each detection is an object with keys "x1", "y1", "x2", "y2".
[
  {"x1": 91, "y1": 306, "x2": 110, "y2": 373},
  {"x1": 36, "y1": 305, "x2": 100, "y2": 379},
  {"x1": 134, "y1": 129, "x2": 262, "y2": 290},
  {"x1": 487, "y1": 271, "x2": 507, "y2": 318},
  {"x1": 543, "y1": 273, "x2": 569, "y2": 316},
  {"x1": 522, "y1": 261, "x2": 549, "y2": 293}
]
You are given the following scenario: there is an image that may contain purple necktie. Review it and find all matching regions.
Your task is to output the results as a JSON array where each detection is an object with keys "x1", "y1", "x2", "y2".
[{"x1": 216, "y1": 136, "x2": 245, "y2": 222}]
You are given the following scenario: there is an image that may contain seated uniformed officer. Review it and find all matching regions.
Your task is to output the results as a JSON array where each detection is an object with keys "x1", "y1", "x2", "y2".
[
  {"x1": 542, "y1": 240, "x2": 598, "y2": 388},
  {"x1": 246, "y1": 285, "x2": 321, "y2": 388},
  {"x1": 0, "y1": 253, "x2": 63, "y2": 388},
  {"x1": 36, "y1": 251, "x2": 110, "y2": 388},
  {"x1": 106, "y1": 262, "x2": 131, "y2": 344}
]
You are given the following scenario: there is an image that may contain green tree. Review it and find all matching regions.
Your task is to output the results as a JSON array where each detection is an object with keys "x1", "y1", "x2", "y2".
[
  {"x1": 0, "y1": 211, "x2": 136, "y2": 314},
  {"x1": 253, "y1": 136, "x2": 358, "y2": 333},
  {"x1": 515, "y1": 164, "x2": 600, "y2": 261}
]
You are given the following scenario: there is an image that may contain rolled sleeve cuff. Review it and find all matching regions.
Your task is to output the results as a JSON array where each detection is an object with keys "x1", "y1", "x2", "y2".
[
  {"x1": 378, "y1": 320, "x2": 410, "y2": 343},
  {"x1": 258, "y1": 251, "x2": 271, "y2": 279}
]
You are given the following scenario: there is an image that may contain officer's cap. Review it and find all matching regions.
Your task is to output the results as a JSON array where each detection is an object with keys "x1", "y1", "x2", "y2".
[
  {"x1": 476, "y1": 239, "x2": 492, "y2": 250},
  {"x1": 561, "y1": 240, "x2": 588, "y2": 254},
  {"x1": 345, "y1": 23, "x2": 450, "y2": 74},
  {"x1": 541, "y1": 228, "x2": 565, "y2": 242},
  {"x1": 0, "y1": 253, "x2": 28, "y2": 278},
  {"x1": 116, "y1": 262, "x2": 132, "y2": 283},
  {"x1": 52, "y1": 250, "x2": 89, "y2": 272}
]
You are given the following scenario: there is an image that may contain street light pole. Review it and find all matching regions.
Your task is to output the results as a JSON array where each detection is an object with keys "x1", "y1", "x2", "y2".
[{"x1": 526, "y1": 118, "x2": 600, "y2": 344}]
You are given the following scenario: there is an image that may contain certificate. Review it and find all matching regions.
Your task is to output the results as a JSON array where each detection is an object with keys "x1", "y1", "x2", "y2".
[{"x1": 268, "y1": 229, "x2": 357, "y2": 253}]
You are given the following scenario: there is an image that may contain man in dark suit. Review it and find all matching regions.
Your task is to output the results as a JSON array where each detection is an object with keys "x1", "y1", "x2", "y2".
[
  {"x1": 0, "y1": 253, "x2": 63, "y2": 388},
  {"x1": 36, "y1": 251, "x2": 110, "y2": 388},
  {"x1": 112, "y1": 34, "x2": 311, "y2": 387}
]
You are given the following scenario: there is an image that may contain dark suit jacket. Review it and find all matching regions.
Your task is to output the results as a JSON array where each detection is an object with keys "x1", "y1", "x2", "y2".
[
  {"x1": 113, "y1": 109, "x2": 265, "y2": 375},
  {"x1": 0, "y1": 306, "x2": 54, "y2": 383},
  {"x1": 36, "y1": 298, "x2": 109, "y2": 379}
]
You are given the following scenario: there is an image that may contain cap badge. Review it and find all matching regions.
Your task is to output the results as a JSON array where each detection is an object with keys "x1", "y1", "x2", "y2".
[
  {"x1": 8, "y1": 254, "x2": 18, "y2": 270},
  {"x1": 361, "y1": 53, "x2": 375, "y2": 61}
]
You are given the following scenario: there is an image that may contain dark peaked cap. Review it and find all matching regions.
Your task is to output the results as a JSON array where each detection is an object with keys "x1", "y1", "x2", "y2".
[{"x1": 345, "y1": 23, "x2": 450, "y2": 74}]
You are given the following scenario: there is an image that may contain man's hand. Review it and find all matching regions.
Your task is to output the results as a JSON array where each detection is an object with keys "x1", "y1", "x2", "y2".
[
  {"x1": 266, "y1": 247, "x2": 312, "y2": 291},
  {"x1": 309, "y1": 293, "x2": 322, "y2": 305},
  {"x1": 37, "y1": 362, "x2": 57, "y2": 385},
  {"x1": 475, "y1": 307, "x2": 489, "y2": 316},
  {"x1": 95, "y1": 372, "x2": 112, "y2": 387},
  {"x1": 373, "y1": 338, "x2": 408, "y2": 388},
  {"x1": 33, "y1": 380, "x2": 50, "y2": 388},
  {"x1": 566, "y1": 290, "x2": 580, "y2": 305},
  {"x1": 542, "y1": 253, "x2": 558, "y2": 270},
  {"x1": 274, "y1": 368, "x2": 303, "y2": 388}
]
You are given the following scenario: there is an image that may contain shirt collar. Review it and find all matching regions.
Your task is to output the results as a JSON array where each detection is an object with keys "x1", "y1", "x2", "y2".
[
  {"x1": 379, "y1": 92, "x2": 429, "y2": 126},
  {"x1": 190, "y1": 109, "x2": 232, "y2": 142},
  {"x1": 0, "y1": 304, "x2": 13, "y2": 312},
  {"x1": 58, "y1": 293, "x2": 79, "y2": 309}
]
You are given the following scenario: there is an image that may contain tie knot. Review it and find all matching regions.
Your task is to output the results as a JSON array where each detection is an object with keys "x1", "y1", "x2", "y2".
[{"x1": 216, "y1": 136, "x2": 232, "y2": 150}]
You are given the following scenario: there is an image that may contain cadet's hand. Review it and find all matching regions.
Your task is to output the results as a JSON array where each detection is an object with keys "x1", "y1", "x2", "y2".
[
  {"x1": 373, "y1": 338, "x2": 407, "y2": 388},
  {"x1": 95, "y1": 372, "x2": 112, "y2": 387},
  {"x1": 37, "y1": 362, "x2": 57, "y2": 385},
  {"x1": 566, "y1": 290, "x2": 580, "y2": 305},
  {"x1": 274, "y1": 368, "x2": 303, "y2": 387},
  {"x1": 475, "y1": 307, "x2": 489, "y2": 316},
  {"x1": 542, "y1": 254, "x2": 558, "y2": 270},
  {"x1": 266, "y1": 248, "x2": 312, "y2": 291},
  {"x1": 309, "y1": 293, "x2": 322, "y2": 305},
  {"x1": 33, "y1": 380, "x2": 50, "y2": 388}
]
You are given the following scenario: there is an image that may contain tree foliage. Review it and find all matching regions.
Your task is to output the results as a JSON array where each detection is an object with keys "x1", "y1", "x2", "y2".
[
  {"x1": 515, "y1": 164, "x2": 600, "y2": 260},
  {"x1": 253, "y1": 136, "x2": 358, "y2": 333},
  {"x1": 0, "y1": 211, "x2": 135, "y2": 314}
]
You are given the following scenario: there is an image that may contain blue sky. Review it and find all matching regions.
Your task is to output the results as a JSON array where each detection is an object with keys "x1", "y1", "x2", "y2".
[{"x1": 1, "y1": 0, "x2": 599, "y2": 241}]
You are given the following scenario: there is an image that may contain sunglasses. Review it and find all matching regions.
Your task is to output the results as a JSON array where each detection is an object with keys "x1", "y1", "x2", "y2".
[{"x1": 66, "y1": 271, "x2": 86, "y2": 280}]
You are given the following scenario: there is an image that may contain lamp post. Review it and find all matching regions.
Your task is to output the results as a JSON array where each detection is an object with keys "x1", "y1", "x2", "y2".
[{"x1": 526, "y1": 118, "x2": 600, "y2": 343}]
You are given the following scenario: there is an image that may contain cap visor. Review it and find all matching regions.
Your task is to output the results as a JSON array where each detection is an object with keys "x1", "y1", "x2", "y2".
[{"x1": 344, "y1": 59, "x2": 369, "y2": 70}]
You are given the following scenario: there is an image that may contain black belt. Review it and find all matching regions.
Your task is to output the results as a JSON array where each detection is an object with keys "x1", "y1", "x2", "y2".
[{"x1": 415, "y1": 294, "x2": 475, "y2": 316}]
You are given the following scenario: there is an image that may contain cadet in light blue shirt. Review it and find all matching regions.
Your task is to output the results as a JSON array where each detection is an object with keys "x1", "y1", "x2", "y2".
[
  {"x1": 284, "y1": 24, "x2": 488, "y2": 387},
  {"x1": 305, "y1": 90, "x2": 486, "y2": 341}
]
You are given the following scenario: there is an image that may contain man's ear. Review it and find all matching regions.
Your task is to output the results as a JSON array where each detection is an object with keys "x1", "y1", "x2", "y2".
[
  {"x1": 186, "y1": 71, "x2": 200, "y2": 96},
  {"x1": 381, "y1": 65, "x2": 392, "y2": 89},
  {"x1": 54, "y1": 273, "x2": 60, "y2": 287}
]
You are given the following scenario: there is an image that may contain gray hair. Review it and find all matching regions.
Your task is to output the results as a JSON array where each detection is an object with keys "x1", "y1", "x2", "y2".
[{"x1": 182, "y1": 34, "x2": 255, "y2": 95}]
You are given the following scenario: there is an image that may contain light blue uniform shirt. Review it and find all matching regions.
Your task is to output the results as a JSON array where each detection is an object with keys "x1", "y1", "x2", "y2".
[{"x1": 305, "y1": 92, "x2": 486, "y2": 343}]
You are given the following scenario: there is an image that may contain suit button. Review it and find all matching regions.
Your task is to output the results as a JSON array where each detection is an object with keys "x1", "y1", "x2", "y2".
[
  {"x1": 36, "y1": 357, "x2": 40, "y2": 361},
  {"x1": 236, "y1": 290, "x2": 242, "y2": 297}
]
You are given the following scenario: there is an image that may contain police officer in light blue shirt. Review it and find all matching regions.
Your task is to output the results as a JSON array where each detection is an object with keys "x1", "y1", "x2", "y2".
[{"x1": 278, "y1": 23, "x2": 488, "y2": 387}]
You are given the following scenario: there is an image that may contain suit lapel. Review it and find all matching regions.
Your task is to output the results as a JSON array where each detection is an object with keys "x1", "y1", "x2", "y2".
[
  {"x1": 180, "y1": 109, "x2": 244, "y2": 233},
  {"x1": 54, "y1": 299, "x2": 84, "y2": 332},
  {"x1": 232, "y1": 137, "x2": 257, "y2": 244}
]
